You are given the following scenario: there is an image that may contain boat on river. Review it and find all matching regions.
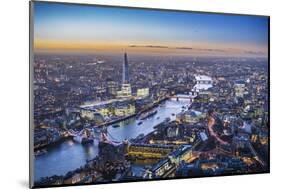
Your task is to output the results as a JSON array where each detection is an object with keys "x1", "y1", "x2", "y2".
[
  {"x1": 35, "y1": 149, "x2": 47, "y2": 157},
  {"x1": 139, "y1": 110, "x2": 158, "y2": 120},
  {"x1": 112, "y1": 124, "x2": 120, "y2": 128},
  {"x1": 136, "y1": 133, "x2": 145, "y2": 140}
]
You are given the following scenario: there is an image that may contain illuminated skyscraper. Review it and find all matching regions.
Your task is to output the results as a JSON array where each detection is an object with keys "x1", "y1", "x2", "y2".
[
  {"x1": 123, "y1": 53, "x2": 129, "y2": 84},
  {"x1": 117, "y1": 53, "x2": 132, "y2": 98}
]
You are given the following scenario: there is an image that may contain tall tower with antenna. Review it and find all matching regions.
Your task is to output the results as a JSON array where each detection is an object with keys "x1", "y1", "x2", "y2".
[
  {"x1": 117, "y1": 53, "x2": 132, "y2": 98},
  {"x1": 123, "y1": 53, "x2": 129, "y2": 84}
]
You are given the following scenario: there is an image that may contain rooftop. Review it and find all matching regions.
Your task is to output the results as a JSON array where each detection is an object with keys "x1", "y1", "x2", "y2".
[{"x1": 195, "y1": 75, "x2": 212, "y2": 81}]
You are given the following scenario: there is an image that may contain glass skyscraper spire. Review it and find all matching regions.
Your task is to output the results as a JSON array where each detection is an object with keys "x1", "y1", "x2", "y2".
[{"x1": 123, "y1": 53, "x2": 129, "y2": 84}]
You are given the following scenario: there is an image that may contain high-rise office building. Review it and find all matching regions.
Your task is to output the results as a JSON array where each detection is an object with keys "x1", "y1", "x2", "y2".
[
  {"x1": 117, "y1": 53, "x2": 132, "y2": 98},
  {"x1": 123, "y1": 53, "x2": 129, "y2": 84}
]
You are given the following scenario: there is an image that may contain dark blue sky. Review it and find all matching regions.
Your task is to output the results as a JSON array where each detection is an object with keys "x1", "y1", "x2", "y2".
[{"x1": 34, "y1": 2, "x2": 268, "y2": 56}]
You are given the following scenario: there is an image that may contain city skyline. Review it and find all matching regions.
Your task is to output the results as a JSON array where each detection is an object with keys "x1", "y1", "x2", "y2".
[
  {"x1": 31, "y1": 2, "x2": 269, "y2": 187},
  {"x1": 34, "y1": 2, "x2": 268, "y2": 57}
]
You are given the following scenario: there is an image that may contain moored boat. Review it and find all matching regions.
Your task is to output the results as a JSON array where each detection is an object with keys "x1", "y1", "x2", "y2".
[
  {"x1": 112, "y1": 124, "x2": 120, "y2": 128},
  {"x1": 139, "y1": 110, "x2": 158, "y2": 120},
  {"x1": 35, "y1": 149, "x2": 47, "y2": 156}
]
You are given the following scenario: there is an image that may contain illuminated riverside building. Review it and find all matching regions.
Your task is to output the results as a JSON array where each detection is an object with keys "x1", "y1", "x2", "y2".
[
  {"x1": 114, "y1": 103, "x2": 135, "y2": 116},
  {"x1": 176, "y1": 110, "x2": 203, "y2": 124},
  {"x1": 117, "y1": 84, "x2": 132, "y2": 98},
  {"x1": 126, "y1": 143, "x2": 175, "y2": 159},
  {"x1": 80, "y1": 106, "x2": 111, "y2": 118},
  {"x1": 80, "y1": 99, "x2": 135, "y2": 119},
  {"x1": 137, "y1": 88, "x2": 149, "y2": 98},
  {"x1": 96, "y1": 103, "x2": 134, "y2": 117},
  {"x1": 80, "y1": 108, "x2": 96, "y2": 120}
]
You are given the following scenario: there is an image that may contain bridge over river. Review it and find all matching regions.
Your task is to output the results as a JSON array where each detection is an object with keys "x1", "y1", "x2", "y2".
[
  {"x1": 34, "y1": 95, "x2": 193, "y2": 181},
  {"x1": 34, "y1": 74, "x2": 215, "y2": 181}
]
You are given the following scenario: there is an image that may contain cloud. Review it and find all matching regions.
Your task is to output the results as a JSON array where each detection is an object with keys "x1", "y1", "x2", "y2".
[
  {"x1": 244, "y1": 50, "x2": 266, "y2": 55},
  {"x1": 129, "y1": 45, "x2": 169, "y2": 48},
  {"x1": 175, "y1": 47, "x2": 193, "y2": 50},
  {"x1": 199, "y1": 48, "x2": 225, "y2": 52},
  {"x1": 129, "y1": 44, "x2": 225, "y2": 53}
]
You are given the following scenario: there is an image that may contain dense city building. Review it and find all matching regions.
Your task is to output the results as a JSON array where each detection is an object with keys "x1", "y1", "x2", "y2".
[{"x1": 33, "y1": 53, "x2": 269, "y2": 187}]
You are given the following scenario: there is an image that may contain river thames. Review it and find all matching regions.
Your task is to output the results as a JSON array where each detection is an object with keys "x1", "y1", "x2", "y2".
[{"x1": 34, "y1": 97, "x2": 191, "y2": 181}]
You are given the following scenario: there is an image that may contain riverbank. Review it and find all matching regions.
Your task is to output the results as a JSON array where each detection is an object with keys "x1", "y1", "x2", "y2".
[
  {"x1": 137, "y1": 97, "x2": 169, "y2": 115},
  {"x1": 98, "y1": 97, "x2": 169, "y2": 127},
  {"x1": 34, "y1": 97, "x2": 191, "y2": 180},
  {"x1": 34, "y1": 135, "x2": 71, "y2": 151},
  {"x1": 34, "y1": 97, "x2": 169, "y2": 151}
]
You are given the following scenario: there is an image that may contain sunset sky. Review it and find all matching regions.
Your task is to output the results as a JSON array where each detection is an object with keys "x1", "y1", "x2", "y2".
[{"x1": 33, "y1": 2, "x2": 269, "y2": 57}]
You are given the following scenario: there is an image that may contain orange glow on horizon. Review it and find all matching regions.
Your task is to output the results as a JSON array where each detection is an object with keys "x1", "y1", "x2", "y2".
[{"x1": 34, "y1": 39, "x2": 268, "y2": 57}]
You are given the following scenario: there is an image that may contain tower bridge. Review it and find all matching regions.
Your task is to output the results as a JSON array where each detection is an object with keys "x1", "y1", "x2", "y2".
[{"x1": 67, "y1": 128, "x2": 100, "y2": 144}]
